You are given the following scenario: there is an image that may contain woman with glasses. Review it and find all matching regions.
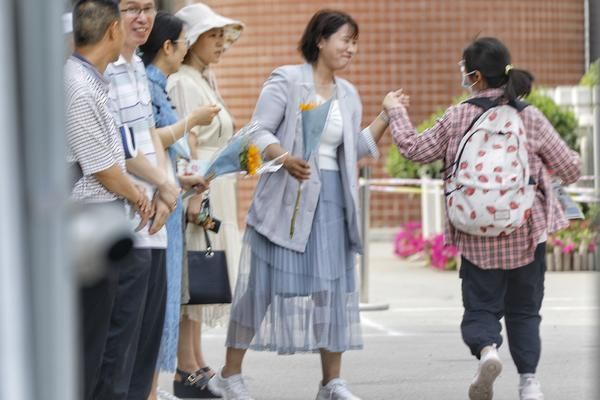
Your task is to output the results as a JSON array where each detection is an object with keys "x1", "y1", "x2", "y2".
[
  {"x1": 167, "y1": 3, "x2": 244, "y2": 398},
  {"x1": 139, "y1": 11, "x2": 220, "y2": 400}
]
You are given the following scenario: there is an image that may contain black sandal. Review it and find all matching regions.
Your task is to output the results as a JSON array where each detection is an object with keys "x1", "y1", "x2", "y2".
[{"x1": 173, "y1": 368, "x2": 221, "y2": 399}]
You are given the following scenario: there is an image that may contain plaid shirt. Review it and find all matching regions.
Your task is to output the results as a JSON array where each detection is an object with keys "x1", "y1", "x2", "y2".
[{"x1": 389, "y1": 88, "x2": 581, "y2": 269}]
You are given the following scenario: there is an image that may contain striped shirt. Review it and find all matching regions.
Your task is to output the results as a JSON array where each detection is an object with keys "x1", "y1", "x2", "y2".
[
  {"x1": 65, "y1": 54, "x2": 126, "y2": 202},
  {"x1": 106, "y1": 53, "x2": 167, "y2": 249},
  {"x1": 389, "y1": 88, "x2": 581, "y2": 269}
]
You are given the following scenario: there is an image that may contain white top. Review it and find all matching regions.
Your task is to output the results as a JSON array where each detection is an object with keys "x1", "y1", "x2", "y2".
[
  {"x1": 167, "y1": 65, "x2": 235, "y2": 151},
  {"x1": 318, "y1": 99, "x2": 343, "y2": 170},
  {"x1": 106, "y1": 54, "x2": 167, "y2": 249}
]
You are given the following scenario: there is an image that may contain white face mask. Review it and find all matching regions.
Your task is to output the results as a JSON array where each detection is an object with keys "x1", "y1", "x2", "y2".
[
  {"x1": 461, "y1": 70, "x2": 478, "y2": 89},
  {"x1": 459, "y1": 60, "x2": 479, "y2": 90}
]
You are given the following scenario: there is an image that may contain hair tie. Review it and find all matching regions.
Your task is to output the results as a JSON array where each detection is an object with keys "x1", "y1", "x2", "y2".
[{"x1": 505, "y1": 64, "x2": 514, "y2": 75}]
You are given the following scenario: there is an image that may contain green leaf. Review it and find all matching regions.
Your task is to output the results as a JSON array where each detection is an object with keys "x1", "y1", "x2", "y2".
[{"x1": 580, "y1": 59, "x2": 599, "y2": 87}]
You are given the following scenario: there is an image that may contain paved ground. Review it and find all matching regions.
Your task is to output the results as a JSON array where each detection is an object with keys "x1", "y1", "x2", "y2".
[{"x1": 159, "y1": 242, "x2": 599, "y2": 399}]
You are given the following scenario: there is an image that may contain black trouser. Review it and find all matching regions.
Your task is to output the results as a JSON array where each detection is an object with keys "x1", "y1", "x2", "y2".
[
  {"x1": 80, "y1": 266, "x2": 119, "y2": 400},
  {"x1": 79, "y1": 199, "x2": 127, "y2": 400},
  {"x1": 94, "y1": 248, "x2": 167, "y2": 400},
  {"x1": 127, "y1": 248, "x2": 167, "y2": 400},
  {"x1": 460, "y1": 243, "x2": 546, "y2": 374}
]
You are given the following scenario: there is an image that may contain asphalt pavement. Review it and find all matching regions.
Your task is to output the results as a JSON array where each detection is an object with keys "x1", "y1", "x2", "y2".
[{"x1": 159, "y1": 241, "x2": 599, "y2": 399}]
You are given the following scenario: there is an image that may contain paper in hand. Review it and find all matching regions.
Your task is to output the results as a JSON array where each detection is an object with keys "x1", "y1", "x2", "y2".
[
  {"x1": 256, "y1": 152, "x2": 288, "y2": 174},
  {"x1": 552, "y1": 181, "x2": 584, "y2": 220}
]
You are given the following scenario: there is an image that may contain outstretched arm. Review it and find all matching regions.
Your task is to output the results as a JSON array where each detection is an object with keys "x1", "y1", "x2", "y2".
[{"x1": 384, "y1": 89, "x2": 450, "y2": 164}]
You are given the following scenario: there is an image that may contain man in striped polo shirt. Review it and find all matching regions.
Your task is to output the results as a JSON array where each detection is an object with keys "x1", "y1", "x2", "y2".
[
  {"x1": 95, "y1": 1, "x2": 180, "y2": 399},
  {"x1": 65, "y1": 1, "x2": 152, "y2": 399}
]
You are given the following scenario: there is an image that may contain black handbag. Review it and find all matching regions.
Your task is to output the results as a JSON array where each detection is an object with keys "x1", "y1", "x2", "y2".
[{"x1": 185, "y1": 228, "x2": 232, "y2": 305}]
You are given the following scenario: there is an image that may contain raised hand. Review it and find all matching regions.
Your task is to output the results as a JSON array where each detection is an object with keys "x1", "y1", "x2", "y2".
[
  {"x1": 383, "y1": 89, "x2": 410, "y2": 112},
  {"x1": 189, "y1": 104, "x2": 221, "y2": 127},
  {"x1": 178, "y1": 174, "x2": 211, "y2": 194}
]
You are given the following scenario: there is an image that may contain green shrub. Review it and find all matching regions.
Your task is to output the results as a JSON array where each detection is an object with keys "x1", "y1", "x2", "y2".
[
  {"x1": 580, "y1": 59, "x2": 599, "y2": 87},
  {"x1": 386, "y1": 90, "x2": 579, "y2": 179},
  {"x1": 385, "y1": 104, "x2": 451, "y2": 179},
  {"x1": 524, "y1": 91, "x2": 578, "y2": 150}
]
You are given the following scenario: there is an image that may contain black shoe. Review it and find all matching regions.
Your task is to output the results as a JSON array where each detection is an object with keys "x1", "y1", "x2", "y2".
[{"x1": 173, "y1": 368, "x2": 221, "y2": 399}]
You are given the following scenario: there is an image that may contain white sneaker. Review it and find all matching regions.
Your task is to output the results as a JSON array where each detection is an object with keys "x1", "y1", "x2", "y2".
[
  {"x1": 468, "y1": 345, "x2": 503, "y2": 400},
  {"x1": 519, "y1": 376, "x2": 544, "y2": 400},
  {"x1": 315, "y1": 378, "x2": 361, "y2": 400},
  {"x1": 156, "y1": 387, "x2": 181, "y2": 400},
  {"x1": 208, "y1": 369, "x2": 254, "y2": 400}
]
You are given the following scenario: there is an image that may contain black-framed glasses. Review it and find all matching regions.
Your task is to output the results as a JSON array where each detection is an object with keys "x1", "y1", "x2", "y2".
[{"x1": 120, "y1": 5, "x2": 156, "y2": 17}]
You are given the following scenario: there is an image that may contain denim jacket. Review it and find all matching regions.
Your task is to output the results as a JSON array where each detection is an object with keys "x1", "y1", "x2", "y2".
[{"x1": 247, "y1": 63, "x2": 379, "y2": 253}]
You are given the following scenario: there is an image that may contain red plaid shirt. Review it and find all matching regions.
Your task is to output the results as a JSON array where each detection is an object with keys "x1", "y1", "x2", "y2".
[{"x1": 388, "y1": 88, "x2": 581, "y2": 269}]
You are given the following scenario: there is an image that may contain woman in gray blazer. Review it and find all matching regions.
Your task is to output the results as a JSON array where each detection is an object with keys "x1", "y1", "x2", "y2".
[{"x1": 210, "y1": 10, "x2": 405, "y2": 400}]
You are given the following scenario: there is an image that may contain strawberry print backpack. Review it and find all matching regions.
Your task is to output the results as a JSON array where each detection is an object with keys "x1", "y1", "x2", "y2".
[{"x1": 445, "y1": 97, "x2": 535, "y2": 237}]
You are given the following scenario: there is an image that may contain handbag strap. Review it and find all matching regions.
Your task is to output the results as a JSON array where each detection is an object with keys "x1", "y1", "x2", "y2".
[
  {"x1": 201, "y1": 195, "x2": 215, "y2": 257},
  {"x1": 183, "y1": 193, "x2": 215, "y2": 257},
  {"x1": 203, "y1": 228, "x2": 215, "y2": 258}
]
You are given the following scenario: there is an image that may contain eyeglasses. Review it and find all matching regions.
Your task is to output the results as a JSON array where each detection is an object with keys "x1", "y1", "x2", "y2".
[
  {"x1": 120, "y1": 5, "x2": 156, "y2": 17},
  {"x1": 172, "y1": 39, "x2": 190, "y2": 47},
  {"x1": 458, "y1": 60, "x2": 466, "y2": 73}
]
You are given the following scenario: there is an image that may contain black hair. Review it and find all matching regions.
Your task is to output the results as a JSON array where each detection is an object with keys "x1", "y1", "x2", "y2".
[
  {"x1": 298, "y1": 9, "x2": 358, "y2": 63},
  {"x1": 73, "y1": 0, "x2": 120, "y2": 47},
  {"x1": 463, "y1": 37, "x2": 534, "y2": 102},
  {"x1": 139, "y1": 11, "x2": 184, "y2": 66}
]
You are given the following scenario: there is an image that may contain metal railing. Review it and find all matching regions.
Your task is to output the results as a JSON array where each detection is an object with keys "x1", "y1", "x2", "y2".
[
  {"x1": 358, "y1": 167, "x2": 389, "y2": 311},
  {"x1": 357, "y1": 169, "x2": 600, "y2": 308}
]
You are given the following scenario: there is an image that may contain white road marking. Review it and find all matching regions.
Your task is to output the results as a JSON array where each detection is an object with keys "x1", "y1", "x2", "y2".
[
  {"x1": 388, "y1": 306, "x2": 598, "y2": 312},
  {"x1": 360, "y1": 316, "x2": 407, "y2": 336}
]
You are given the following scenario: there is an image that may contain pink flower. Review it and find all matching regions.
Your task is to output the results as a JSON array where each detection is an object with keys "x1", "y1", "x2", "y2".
[
  {"x1": 394, "y1": 223, "x2": 425, "y2": 258},
  {"x1": 422, "y1": 233, "x2": 460, "y2": 270},
  {"x1": 562, "y1": 243, "x2": 576, "y2": 254},
  {"x1": 589, "y1": 242, "x2": 597, "y2": 253},
  {"x1": 404, "y1": 221, "x2": 422, "y2": 232}
]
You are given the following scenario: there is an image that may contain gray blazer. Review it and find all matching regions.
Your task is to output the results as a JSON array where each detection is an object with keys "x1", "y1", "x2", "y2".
[{"x1": 248, "y1": 63, "x2": 379, "y2": 253}]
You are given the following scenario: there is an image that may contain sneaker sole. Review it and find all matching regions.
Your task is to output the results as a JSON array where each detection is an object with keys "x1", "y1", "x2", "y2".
[
  {"x1": 207, "y1": 378, "x2": 255, "y2": 400},
  {"x1": 206, "y1": 378, "x2": 223, "y2": 397},
  {"x1": 468, "y1": 358, "x2": 503, "y2": 400},
  {"x1": 520, "y1": 391, "x2": 545, "y2": 400}
]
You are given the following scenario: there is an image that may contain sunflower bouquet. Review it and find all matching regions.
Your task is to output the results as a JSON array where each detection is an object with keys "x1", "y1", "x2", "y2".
[
  {"x1": 239, "y1": 143, "x2": 262, "y2": 176},
  {"x1": 182, "y1": 121, "x2": 284, "y2": 199}
]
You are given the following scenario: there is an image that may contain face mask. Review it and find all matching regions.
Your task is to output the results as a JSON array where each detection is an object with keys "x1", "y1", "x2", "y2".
[{"x1": 461, "y1": 70, "x2": 478, "y2": 90}]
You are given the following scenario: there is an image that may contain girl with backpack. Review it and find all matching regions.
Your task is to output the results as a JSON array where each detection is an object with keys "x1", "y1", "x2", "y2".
[{"x1": 383, "y1": 37, "x2": 581, "y2": 400}]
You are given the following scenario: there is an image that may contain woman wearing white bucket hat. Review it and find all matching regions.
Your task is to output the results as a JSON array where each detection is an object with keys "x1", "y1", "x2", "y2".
[{"x1": 166, "y1": 3, "x2": 243, "y2": 398}]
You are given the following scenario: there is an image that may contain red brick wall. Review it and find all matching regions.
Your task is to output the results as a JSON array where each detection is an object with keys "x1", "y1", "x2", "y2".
[{"x1": 173, "y1": 0, "x2": 585, "y2": 229}]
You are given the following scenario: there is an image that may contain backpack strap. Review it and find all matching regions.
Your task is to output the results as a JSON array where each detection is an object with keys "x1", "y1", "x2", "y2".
[
  {"x1": 508, "y1": 98, "x2": 529, "y2": 112},
  {"x1": 463, "y1": 96, "x2": 529, "y2": 112},
  {"x1": 463, "y1": 97, "x2": 499, "y2": 111}
]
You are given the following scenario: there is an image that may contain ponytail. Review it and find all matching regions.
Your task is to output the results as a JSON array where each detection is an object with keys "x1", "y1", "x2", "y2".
[{"x1": 504, "y1": 68, "x2": 534, "y2": 102}]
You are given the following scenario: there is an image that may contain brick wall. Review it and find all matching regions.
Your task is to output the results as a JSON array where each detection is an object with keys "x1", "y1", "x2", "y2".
[{"x1": 172, "y1": 0, "x2": 585, "y2": 229}]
